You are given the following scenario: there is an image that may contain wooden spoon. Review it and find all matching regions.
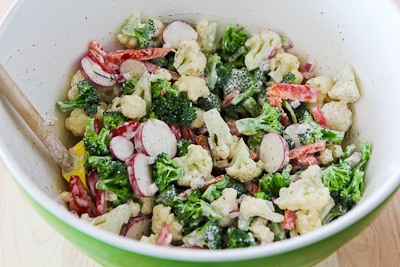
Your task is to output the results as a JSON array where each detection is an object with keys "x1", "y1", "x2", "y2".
[{"x1": 0, "y1": 65, "x2": 74, "y2": 171}]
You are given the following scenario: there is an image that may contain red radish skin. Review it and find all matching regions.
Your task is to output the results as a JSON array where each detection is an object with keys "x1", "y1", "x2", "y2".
[
  {"x1": 284, "y1": 124, "x2": 301, "y2": 147},
  {"x1": 289, "y1": 140, "x2": 326, "y2": 160},
  {"x1": 81, "y1": 56, "x2": 116, "y2": 87},
  {"x1": 221, "y1": 90, "x2": 240, "y2": 109},
  {"x1": 87, "y1": 42, "x2": 116, "y2": 74},
  {"x1": 110, "y1": 121, "x2": 140, "y2": 140},
  {"x1": 283, "y1": 210, "x2": 297, "y2": 230},
  {"x1": 86, "y1": 171, "x2": 99, "y2": 198},
  {"x1": 162, "y1": 20, "x2": 198, "y2": 49},
  {"x1": 156, "y1": 224, "x2": 173, "y2": 246},
  {"x1": 229, "y1": 210, "x2": 241, "y2": 218},
  {"x1": 69, "y1": 175, "x2": 97, "y2": 217},
  {"x1": 134, "y1": 119, "x2": 177, "y2": 158},
  {"x1": 268, "y1": 83, "x2": 318, "y2": 103},
  {"x1": 120, "y1": 216, "x2": 150, "y2": 240},
  {"x1": 169, "y1": 123, "x2": 182, "y2": 140},
  {"x1": 126, "y1": 153, "x2": 158, "y2": 197},
  {"x1": 104, "y1": 48, "x2": 172, "y2": 65},
  {"x1": 120, "y1": 59, "x2": 148, "y2": 78},
  {"x1": 96, "y1": 190, "x2": 106, "y2": 216},
  {"x1": 259, "y1": 133, "x2": 290, "y2": 173},
  {"x1": 311, "y1": 106, "x2": 330, "y2": 128},
  {"x1": 110, "y1": 136, "x2": 135, "y2": 161}
]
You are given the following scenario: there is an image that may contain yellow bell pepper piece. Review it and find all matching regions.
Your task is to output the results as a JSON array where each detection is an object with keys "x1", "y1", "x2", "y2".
[{"x1": 62, "y1": 140, "x2": 87, "y2": 190}]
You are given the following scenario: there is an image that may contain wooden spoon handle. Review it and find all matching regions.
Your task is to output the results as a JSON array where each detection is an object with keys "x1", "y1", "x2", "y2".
[{"x1": 0, "y1": 65, "x2": 73, "y2": 171}]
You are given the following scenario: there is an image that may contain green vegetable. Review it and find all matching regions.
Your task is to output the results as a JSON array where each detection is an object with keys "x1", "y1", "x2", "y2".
[
  {"x1": 235, "y1": 102, "x2": 283, "y2": 135},
  {"x1": 322, "y1": 203, "x2": 348, "y2": 225},
  {"x1": 240, "y1": 97, "x2": 261, "y2": 117},
  {"x1": 122, "y1": 19, "x2": 157, "y2": 48},
  {"x1": 220, "y1": 68, "x2": 252, "y2": 97},
  {"x1": 322, "y1": 159, "x2": 353, "y2": 197},
  {"x1": 102, "y1": 111, "x2": 127, "y2": 130},
  {"x1": 205, "y1": 53, "x2": 222, "y2": 90},
  {"x1": 202, "y1": 175, "x2": 246, "y2": 203},
  {"x1": 150, "y1": 53, "x2": 176, "y2": 71},
  {"x1": 268, "y1": 222, "x2": 287, "y2": 241},
  {"x1": 183, "y1": 221, "x2": 223, "y2": 249},
  {"x1": 176, "y1": 139, "x2": 193, "y2": 156},
  {"x1": 220, "y1": 25, "x2": 248, "y2": 67},
  {"x1": 253, "y1": 192, "x2": 270, "y2": 200},
  {"x1": 122, "y1": 77, "x2": 139, "y2": 95},
  {"x1": 282, "y1": 100, "x2": 297, "y2": 124},
  {"x1": 247, "y1": 131, "x2": 264, "y2": 152},
  {"x1": 196, "y1": 93, "x2": 221, "y2": 112},
  {"x1": 231, "y1": 69, "x2": 267, "y2": 105},
  {"x1": 281, "y1": 72, "x2": 297, "y2": 84},
  {"x1": 152, "y1": 152, "x2": 183, "y2": 192},
  {"x1": 226, "y1": 227, "x2": 257, "y2": 248},
  {"x1": 85, "y1": 156, "x2": 133, "y2": 205},
  {"x1": 154, "y1": 184, "x2": 180, "y2": 207},
  {"x1": 56, "y1": 80, "x2": 100, "y2": 116},
  {"x1": 150, "y1": 79, "x2": 196, "y2": 126},
  {"x1": 83, "y1": 118, "x2": 111, "y2": 156},
  {"x1": 259, "y1": 164, "x2": 292, "y2": 199}
]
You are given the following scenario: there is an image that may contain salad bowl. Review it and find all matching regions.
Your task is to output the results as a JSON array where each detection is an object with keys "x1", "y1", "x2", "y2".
[{"x1": 0, "y1": 0, "x2": 400, "y2": 266}]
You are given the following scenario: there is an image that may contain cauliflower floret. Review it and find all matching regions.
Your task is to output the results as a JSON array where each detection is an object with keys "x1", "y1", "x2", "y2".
[
  {"x1": 269, "y1": 52, "x2": 301, "y2": 82},
  {"x1": 274, "y1": 165, "x2": 333, "y2": 212},
  {"x1": 132, "y1": 71, "x2": 152, "y2": 111},
  {"x1": 295, "y1": 197, "x2": 335, "y2": 234},
  {"x1": 318, "y1": 148, "x2": 334, "y2": 165},
  {"x1": 210, "y1": 188, "x2": 239, "y2": 227},
  {"x1": 81, "y1": 201, "x2": 140, "y2": 234},
  {"x1": 173, "y1": 76, "x2": 210, "y2": 102},
  {"x1": 240, "y1": 196, "x2": 284, "y2": 223},
  {"x1": 110, "y1": 97, "x2": 122, "y2": 112},
  {"x1": 149, "y1": 69, "x2": 172, "y2": 82},
  {"x1": 135, "y1": 196, "x2": 155, "y2": 215},
  {"x1": 92, "y1": 101, "x2": 110, "y2": 121},
  {"x1": 226, "y1": 138, "x2": 263, "y2": 183},
  {"x1": 120, "y1": 94, "x2": 147, "y2": 120},
  {"x1": 65, "y1": 108, "x2": 89, "y2": 136},
  {"x1": 327, "y1": 144, "x2": 344, "y2": 159},
  {"x1": 190, "y1": 107, "x2": 205, "y2": 129},
  {"x1": 174, "y1": 144, "x2": 213, "y2": 187},
  {"x1": 97, "y1": 85, "x2": 121, "y2": 104},
  {"x1": 321, "y1": 101, "x2": 352, "y2": 131},
  {"x1": 245, "y1": 30, "x2": 282, "y2": 71},
  {"x1": 152, "y1": 204, "x2": 183, "y2": 241},
  {"x1": 152, "y1": 19, "x2": 165, "y2": 47},
  {"x1": 140, "y1": 234, "x2": 158, "y2": 244},
  {"x1": 67, "y1": 70, "x2": 86, "y2": 100},
  {"x1": 203, "y1": 109, "x2": 236, "y2": 160},
  {"x1": 328, "y1": 64, "x2": 360, "y2": 104},
  {"x1": 173, "y1": 40, "x2": 207, "y2": 77},
  {"x1": 249, "y1": 218, "x2": 275, "y2": 244},
  {"x1": 306, "y1": 76, "x2": 334, "y2": 108},
  {"x1": 196, "y1": 19, "x2": 218, "y2": 53}
]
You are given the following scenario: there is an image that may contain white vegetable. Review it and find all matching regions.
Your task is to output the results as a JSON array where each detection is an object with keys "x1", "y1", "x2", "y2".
[
  {"x1": 196, "y1": 19, "x2": 218, "y2": 53},
  {"x1": 306, "y1": 76, "x2": 334, "y2": 108},
  {"x1": 240, "y1": 195, "x2": 284, "y2": 223},
  {"x1": 318, "y1": 148, "x2": 334, "y2": 165},
  {"x1": 67, "y1": 70, "x2": 86, "y2": 100},
  {"x1": 210, "y1": 188, "x2": 239, "y2": 227},
  {"x1": 118, "y1": 94, "x2": 147, "y2": 120},
  {"x1": 65, "y1": 108, "x2": 89, "y2": 136},
  {"x1": 163, "y1": 20, "x2": 198, "y2": 49},
  {"x1": 190, "y1": 107, "x2": 206, "y2": 129},
  {"x1": 126, "y1": 153, "x2": 158, "y2": 197},
  {"x1": 120, "y1": 216, "x2": 150, "y2": 240},
  {"x1": 249, "y1": 218, "x2": 275, "y2": 244},
  {"x1": 245, "y1": 30, "x2": 282, "y2": 71},
  {"x1": 269, "y1": 52, "x2": 301, "y2": 83},
  {"x1": 259, "y1": 133, "x2": 290, "y2": 173},
  {"x1": 173, "y1": 76, "x2": 210, "y2": 102},
  {"x1": 328, "y1": 64, "x2": 360, "y2": 104},
  {"x1": 134, "y1": 196, "x2": 156, "y2": 215},
  {"x1": 152, "y1": 204, "x2": 183, "y2": 241},
  {"x1": 110, "y1": 136, "x2": 135, "y2": 161},
  {"x1": 284, "y1": 124, "x2": 301, "y2": 148},
  {"x1": 81, "y1": 56, "x2": 116, "y2": 87},
  {"x1": 132, "y1": 71, "x2": 152, "y2": 111},
  {"x1": 173, "y1": 40, "x2": 207, "y2": 77},
  {"x1": 81, "y1": 201, "x2": 140, "y2": 234},
  {"x1": 120, "y1": 59, "x2": 147, "y2": 78},
  {"x1": 174, "y1": 144, "x2": 213, "y2": 187},
  {"x1": 321, "y1": 101, "x2": 352, "y2": 131},
  {"x1": 226, "y1": 138, "x2": 263, "y2": 183}
]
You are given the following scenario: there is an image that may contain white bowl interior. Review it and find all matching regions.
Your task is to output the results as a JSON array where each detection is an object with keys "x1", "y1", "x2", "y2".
[{"x1": 1, "y1": 0, "x2": 400, "y2": 261}]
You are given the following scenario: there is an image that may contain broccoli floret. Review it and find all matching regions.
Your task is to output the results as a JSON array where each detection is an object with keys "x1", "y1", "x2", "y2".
[
  {"x1": 226, "y1": 227, "x2": 257, "y2": 248},
  {"x1": 155, "y1": 184, "x2": 180, "y2": 207},
  {"x1": 293, "y1": 102, "x2": 309, "y2": 123},
  {"x1": 322, "y1": 203, "x2": 348, "y2": 225},
  {"x1": 152, "y1": 152, "x2": 183, "y2": 192},
  {"x1": 340, "y1": 161, "x2": 366, "y2": 208},
  {"x1": 83, "y1": 118, "x2": 111, "y2": 156},
  {"x1": 281, "y1": 72, "x2": 297, "y2": 84},
  {"x1": 322, "y1": 160, "x2": 353, "y2": 197},
  {"x1": 85, "y1": 156, "x2": 133, "y2": 205},
  {"x1": 235, "y1": 102, "x2": 284, "y2": 135},
  {"x1": 220, "y1": 25, "x2": 248, "y2": 67},
  {"x1": 259, "y1": 164, "x2": 292, "y2": 198},
  {"x1": 205, "y1": 53, "x2": 222, "y2": 90},
  {"x1": 122, "y1": 19, "x2": 157, "y2": 48},
  {"x1": 176, "y1": 139, "x2": 193, "y2": 157},
  {"x1": 268, "y1": 222, "x2": 287, "y2": 241},
  {"x1": 298, "y1": 110, "x2": 345, "y2": 145},
  {"x1": 221, "y1": 68, "x2": 252, "y2": 97},
  {"x1": 282, "y1": 100, "x2": 297, "y2": 124},
  {"x1": 241, "y1": 97, "x2": 261, "y2": 117},
  {"x1": 202, "y1": 175, "x2": 246, "y2": 203},
  {"x1": 183, "y1": 221, "x2": 223, "y2": 249},
  {"x1": 150, "y1": 53, "x2": 176, "y2": 71},
  {"x1": 196, "y1": 93, "x2": 221, "y2": 112},
  {"x1": 102, "y1": 111, "x2": 127, "y2": 130},
  {"x1": 174, "y1": 190, "x2": 221, "y2": 233},
  {"x1": 150, "y1": 79, "x2": 196, "y2": 126},
  {"x1": 232, "y1": 69, "x2": 267, "y2": 105},
  {"x1": 247, "y1": 131, "x2": 264, "y2": 152},
  {"x1": 56, "y1": 80, "x2": 100, "y2": 116},
  {"x1": 253, "y1": 192, "x2": 270, "y2": 200},
  {"x1": 122, "y1": 77, "x2": 139, "y2": 95}
]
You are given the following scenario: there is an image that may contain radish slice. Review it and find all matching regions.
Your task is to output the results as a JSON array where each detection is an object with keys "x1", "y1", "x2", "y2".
[
  {"x1": 110, "y1": 136, "x2": 135, "y2": 161},
  {"x1": 162, "y1": 20, "x2": 198, "y2": 49},
  {"x1": 120, "y1": 215, "x2": 150, "y2": 240},
  {"x1": 86, "y1": 171, "x2": 99, "y2": 198},
  {"x1": 110, "y1": 121, "x2": 140, "y2": 140},
  {"x1": 259, "y1": 133, "x2": 290, "y2": 173},
  {"x1": 81, "y1": 56, "x2": 116, "y2": 87},
  {"x1": 120, "y1": 59, "x2": 148, "y2": 78},
  {"x1": 156, "y1": 224, "x2": 173, "y2": 246},
  {"x1": 284, "y1": 124, "x2": 301, "y2": 147},
  {"x1": 126, "y1": 153, "x2": 158, "y2": 197},
  {"x1": 143, "y1": 61, "x2": 181, "y2": 81},
  {"x1": 96, "y1": 190, "x2": 106, "y2": 216},
  {"x1": 134, "y1": 119, "x2": 177, "y2": 158}
]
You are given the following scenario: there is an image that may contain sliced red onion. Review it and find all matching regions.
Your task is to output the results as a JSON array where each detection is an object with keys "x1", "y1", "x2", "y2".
[
  {"x1": 114, "y1": 71, "x2": 134, "y2": 84},
  {"x1": 229, "y1": 210, "x2": 241, "y2": 218},
  {"x1": 267, "y1": 46, "x2": 276, "y2": 59},
  {"x1": 281, "y1": 35, "x2": 293, "y2": 50}
]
